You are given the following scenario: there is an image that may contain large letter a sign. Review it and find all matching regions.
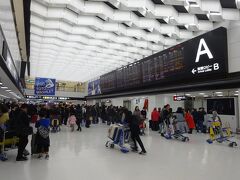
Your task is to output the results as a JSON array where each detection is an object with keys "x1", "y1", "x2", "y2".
[{"x1": 195, "y1": 38, "x2": 213, "y2": 63}]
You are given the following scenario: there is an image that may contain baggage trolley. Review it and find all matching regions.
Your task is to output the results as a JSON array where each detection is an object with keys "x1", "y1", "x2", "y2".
[
  {"x1": 206, "y1": 121, "x2": 237, "y2": 147},
  {"x1": 164, "y1": 124, "x2": 189, "y2": 142},
  {"x1": 105, "y1": 124, "x2": 131, "y2": 153},
  {"x1": 0, "y1": 127, "x2": 19, "y2": 161}
]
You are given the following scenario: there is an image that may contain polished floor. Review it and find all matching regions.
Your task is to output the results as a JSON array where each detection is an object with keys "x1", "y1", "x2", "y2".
[{"x1": 0, "y1": 124, "x2": 240, "y2": 180}]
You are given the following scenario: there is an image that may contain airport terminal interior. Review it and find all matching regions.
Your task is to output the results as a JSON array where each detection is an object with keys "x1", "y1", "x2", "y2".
[{"x1": 1, "y1": 0, "x2": 240, "y2": 179}]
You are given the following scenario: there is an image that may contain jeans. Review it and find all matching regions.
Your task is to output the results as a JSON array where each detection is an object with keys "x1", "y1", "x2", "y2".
[
  {"x1": 197, "y1": 121, "x2": 203, "y2": 132},
  {"x1": 159, "y1": 122, "x2": 164, "y2": 133}
]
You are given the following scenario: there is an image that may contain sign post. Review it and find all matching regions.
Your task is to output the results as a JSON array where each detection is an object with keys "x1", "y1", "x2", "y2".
[{"x1": 34, "y1": 77, "x2": 56, "y2": 96}]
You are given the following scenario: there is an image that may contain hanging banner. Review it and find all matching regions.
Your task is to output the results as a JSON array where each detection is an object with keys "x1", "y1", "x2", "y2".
[
  {"x1": 88, "y1": 79, "x2": 101, "y2": 96},
  {"x1": 34, "y1": 77, "x2": 56, "y2": 95}
]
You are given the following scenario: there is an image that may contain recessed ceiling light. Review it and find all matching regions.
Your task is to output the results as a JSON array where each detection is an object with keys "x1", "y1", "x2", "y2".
[
  {"x1": 235, "y1": 91, "x2": 239, "y2": 93},
  {"x1": 234, "y1": 94, "x2": 238, "y2": 96},
  {"x1": 217, "y1": 95, "x2": 223, "y2": 97},
  {"x1": 1, "y1": 86, "x2": 8, "y2": 89},
  {"x1": 199, "y1": 93, "x2": 205, "y2": 95},
  {"x1": 0, "y1": 82, "x2": 2, "y2": 85},
  {"x1": 6, "y1": 90, "x2": 11, "y2": 92},
  {"x1": 185, "y1": 94, "x2": 191, "y2": 96},
  {"x1": 204, "y1": 95, "x2": 209, "y2": 97},
  {"x1": 215, "y1": 92, "x2": 222, "y2": 94}
]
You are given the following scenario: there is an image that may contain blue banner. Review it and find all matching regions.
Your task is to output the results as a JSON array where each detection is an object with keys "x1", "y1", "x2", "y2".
[
  {"x1": 88, "y1": 79, "x2": 101, "y2": 96},
  {"x1": 34, "y1": 77, "x2": 56, "y2": 96}
]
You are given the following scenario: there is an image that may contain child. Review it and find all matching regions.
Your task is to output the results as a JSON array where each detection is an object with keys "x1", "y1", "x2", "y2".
[
  {"x1": 68, "y1": 113, "x2": 77, "y2": 132},
  {"x1": 35, "y1": 108, "x2": 50, "y2": 159}
]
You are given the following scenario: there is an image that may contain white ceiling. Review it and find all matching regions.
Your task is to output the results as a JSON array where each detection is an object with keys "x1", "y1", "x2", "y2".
[
  {"x1": 0, "y1": 0, "x2": 21, "y2": 63},
  {"x1": 0, "y1": 65, "x2": 23, "y2": 100},
  {"x1": 29, "y1": 0, "x2": 240, "y2": 82}
]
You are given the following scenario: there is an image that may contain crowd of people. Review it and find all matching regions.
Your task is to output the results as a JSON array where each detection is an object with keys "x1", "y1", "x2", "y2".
[
  {"x1": 1, "y1": 101, "x2": 221, "y2": 161},
  {"x1": 150, "y1": 104, "x2": 221, "y2": 135},
  {"x1": 0, "y1": 102, "x2": 148, "y2": 161}
]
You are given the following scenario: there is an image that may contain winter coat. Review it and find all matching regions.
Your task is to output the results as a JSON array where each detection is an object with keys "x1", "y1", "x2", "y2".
[
  {"x1": 68, "y1": 115, "x2": 77, "y2": 125},
  {"x1": 15, "y1": 110, "x2": 31, "y2": 136},
  {"x1": 185, "y1": 112, "x2": 195, "y2": 129},
  {"x1": 129, "y1": 115, "x2": 140, "y2": 136},
  {"x1": 151, "y1": 110, "x2": 160, "y2": 122}
]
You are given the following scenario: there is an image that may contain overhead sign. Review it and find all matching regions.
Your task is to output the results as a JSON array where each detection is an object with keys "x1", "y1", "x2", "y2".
[
  {"x1": 186, "y1": 27, "x2": 228, "y2": 78},
  {"x1": 100, "y1": 27, "x2": 228, "y2": 93},
  {"x1": 173, "y1": 95, "x2": 187, "y2": 101},
  {"x1": 34, "y1": 77, "x2": 56, "y2": 96}
]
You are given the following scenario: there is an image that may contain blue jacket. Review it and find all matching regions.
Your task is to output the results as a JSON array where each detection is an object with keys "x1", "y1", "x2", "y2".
[{"x1": 35, "y1": 118, "x2": 50, "y2": 128}]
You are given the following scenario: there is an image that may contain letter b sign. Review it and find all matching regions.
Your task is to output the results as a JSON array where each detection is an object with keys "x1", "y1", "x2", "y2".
[{"x1": 213, "y1": 63, "x2": 219, "y2": 71}]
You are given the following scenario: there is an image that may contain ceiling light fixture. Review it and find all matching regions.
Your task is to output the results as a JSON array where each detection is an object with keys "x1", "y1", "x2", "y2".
[
  {"x1": 199, "y1": 93, "x2": 205, "y2": 95},
  {"x1": 215, "y1": 92, "x2": 223, "y2": 94},
  {"x1": 0, "y1": 94, "x2": 9, "y2": 98},
  {"x1": 6, "y1": 90, "x2": 11, "y2": 92},
  {"x1": 234, "y1": 94, "x2": 238, "y2": 96},
  {"x1": 217, "y1": 95, "x2": 223, "y2": 97},
  {"x1": 0, "y1": 82, "x2": 2, "y2": 85},
  {"x1": 1, "y1": 86, "x2": 8, "y2": 89}
]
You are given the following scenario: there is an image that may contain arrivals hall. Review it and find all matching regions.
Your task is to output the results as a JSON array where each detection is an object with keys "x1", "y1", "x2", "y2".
[{"x1": 1, "y1": 0, "x2": 240, "y2": 180}]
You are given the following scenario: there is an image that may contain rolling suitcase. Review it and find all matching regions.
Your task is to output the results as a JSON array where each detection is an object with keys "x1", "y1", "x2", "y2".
[
  {"x1": 108, "y1": 125, "x2": 118, "y2": 140},
  {"x1": 31, "y1": 133, "x2": 38, "y2": 155}
]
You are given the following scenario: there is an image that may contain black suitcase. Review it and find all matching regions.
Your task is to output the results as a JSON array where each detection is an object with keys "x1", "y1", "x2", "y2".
[
  {"x1": 85, "y1": 120, "x2": 90, "y2": 128},
  {"x1": 31, "y1": 133, "x2": 38, "y2": 155},
  {"x1": 149, "y1": 120, "x2": 153, "y2": 129}
]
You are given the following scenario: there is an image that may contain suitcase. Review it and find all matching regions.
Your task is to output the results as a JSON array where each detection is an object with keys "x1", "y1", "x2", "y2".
[
  {"x1": 85, "y1": 120, "x2": 90, "y2": 128},
  {"x1": 108, "y1": 125, "x2": 118, "y2": 140},
  {"x1": 31, "y1": 133, "x2": 38, "y2": 155},
  {"x1": 149, "y1": 120, "x2": 153, "y2": 129}
]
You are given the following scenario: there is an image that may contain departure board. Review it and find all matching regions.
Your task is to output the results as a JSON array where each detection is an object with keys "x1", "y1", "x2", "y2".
[
  {"x1": 100, "y1": 71, "x2": 116, "y2": 92},
  {"x1": 116, "y1": 68, "x2": 125, "y2": 88},
  {"x1": 124, "y1": 62, "x2": 141, "y2": 87},
  {"x1": 142, "y1": 45, "x2": 185, "y2": 83},
  {"x1": 100, "y1": 27, "x2": 228, "y2": 93}
]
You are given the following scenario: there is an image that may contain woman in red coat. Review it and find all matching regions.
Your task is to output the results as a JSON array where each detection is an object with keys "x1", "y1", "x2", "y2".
[
  {"x1": 185, "y1": 109, "x2": 195, "y2": 134},
  {"x1": 151, "y1": 108, "x2": 160, "y2": 131}
]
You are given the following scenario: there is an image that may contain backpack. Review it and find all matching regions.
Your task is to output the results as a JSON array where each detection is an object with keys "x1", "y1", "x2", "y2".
[{"x1": 38, "y1": 126, "x2": 49, "y2": 139}]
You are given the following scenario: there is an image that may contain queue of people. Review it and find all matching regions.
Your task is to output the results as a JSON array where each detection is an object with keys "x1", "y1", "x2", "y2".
[
  {"x1": 1, "y1": 102, "x2": 149, "y2": 160},
  {"x1": 1, "y1": 101, "x2": 221, "y2": 160},
  {"x1": 150, "y1": 105, "x2": 218, "y2": 135}
]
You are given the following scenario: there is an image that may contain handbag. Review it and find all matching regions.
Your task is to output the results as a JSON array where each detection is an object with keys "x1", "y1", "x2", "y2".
[{"x1": 38, "y1": 126, "x2": 49, "y2": 139}]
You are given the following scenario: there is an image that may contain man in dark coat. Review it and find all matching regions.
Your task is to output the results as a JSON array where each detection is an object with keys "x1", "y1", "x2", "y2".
[
  {"x1": 16, "y1": 104, "x2": 32, "y2": 161},
  {"x1": 127, "y1": 111, "x2": 147, "y2": 155}
]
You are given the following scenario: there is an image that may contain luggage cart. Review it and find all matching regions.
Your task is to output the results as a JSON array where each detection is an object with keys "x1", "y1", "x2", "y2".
[
  {"x1": 164, "y1": 124, "x2": 189, "y2": 142},
  {"x1": 206, "y1": 121, "x2": 237, "y2": 147},
  {"x1": 51, "y1": 119, "x2": 61, "y2": 133},
  {"x1": 105, "y1": 124, "x2": 131, "y2": 153},
  {"x1": 0, "y1": 127, "x2": 19, "y2": 161}
]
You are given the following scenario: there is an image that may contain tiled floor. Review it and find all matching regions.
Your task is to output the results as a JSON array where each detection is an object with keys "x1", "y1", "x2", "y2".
[{"x1": 0, "y1": 124, "x2": 240, "y2": 180}]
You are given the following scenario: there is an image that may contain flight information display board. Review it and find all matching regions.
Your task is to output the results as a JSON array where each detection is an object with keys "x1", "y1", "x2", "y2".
[
  {"x1": 100, "y1": 27, "x2": 228, "y2": 93},
  {"x1": 142, "y1": 45, "x2": 185, "y2": 83},
  {"x1": 100, "y1": 71, "x2": 116, "y2": 92}
]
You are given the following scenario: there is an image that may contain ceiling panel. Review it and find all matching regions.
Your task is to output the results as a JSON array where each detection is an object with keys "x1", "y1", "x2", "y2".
[{"x1": 29, "y1": 0, "x2": 240, "y2": 82}]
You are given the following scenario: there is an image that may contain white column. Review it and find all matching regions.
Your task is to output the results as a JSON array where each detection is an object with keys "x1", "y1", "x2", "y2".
[
  {"x1": 147, "y1": 95, "x2": 157, "y2": 120},
  {"x1": 237, "y1": 89, "x2": 240, "y2": 130}
]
